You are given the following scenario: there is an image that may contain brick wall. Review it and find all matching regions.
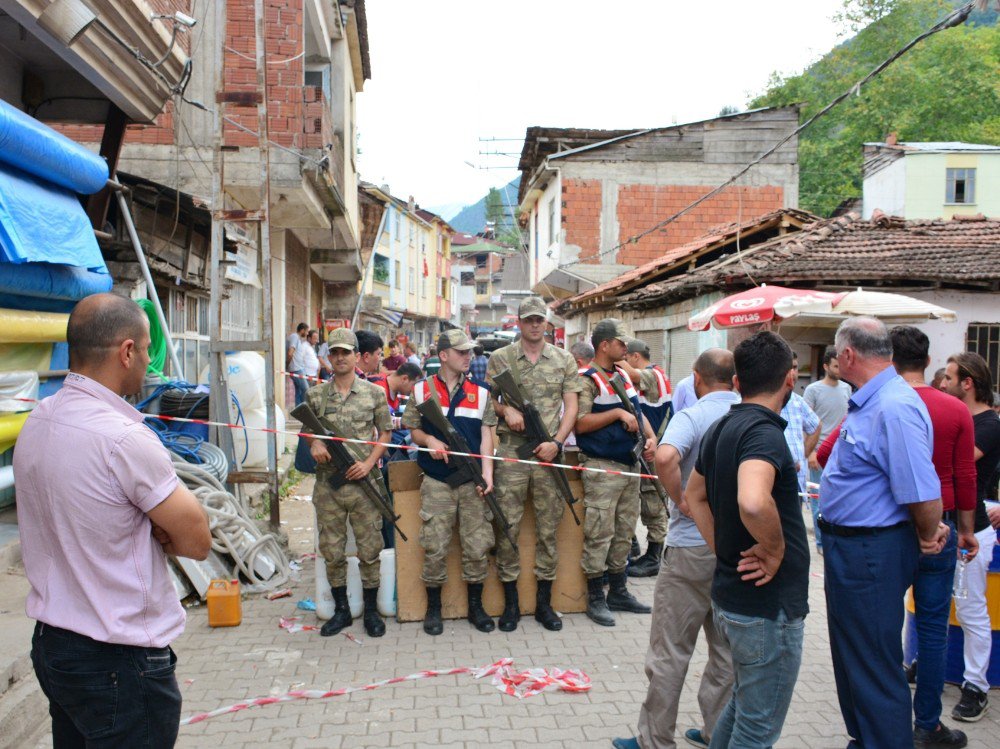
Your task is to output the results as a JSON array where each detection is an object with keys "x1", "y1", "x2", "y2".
[
  {"x1": 561, "y1": 179, "x2": 601, "y2": 259},
  {"x1": 616, "y1": 184, "x2": 784, "y2": 266}
]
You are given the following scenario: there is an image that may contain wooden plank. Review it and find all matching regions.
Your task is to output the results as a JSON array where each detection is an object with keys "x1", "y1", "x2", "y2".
[{"x1": 227, "y1": 471, "x2": 274, "y2": 484}]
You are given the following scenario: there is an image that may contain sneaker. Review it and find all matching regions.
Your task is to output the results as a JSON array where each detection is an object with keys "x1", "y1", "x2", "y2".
[
  {"x1": 611, "y1": 738, "x2": 639, "y2": 749},
  {"x1": 913, "y1": 722, "x2": 967, "y2": 748},
  {"x1": 684, "y1": 728, "x2": 709, "y2": 748},
  {"x1": 951, "y1": 682, "x2": 988, "y2": 723}
]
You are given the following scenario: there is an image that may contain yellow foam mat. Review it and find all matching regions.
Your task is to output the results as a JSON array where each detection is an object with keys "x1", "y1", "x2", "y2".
[
  {"x1": 0, "y1": 308, "x2": 68, "y2": 343},
  {"x1": 0, "y1": 412, "x2": 29, "y2": 448}
]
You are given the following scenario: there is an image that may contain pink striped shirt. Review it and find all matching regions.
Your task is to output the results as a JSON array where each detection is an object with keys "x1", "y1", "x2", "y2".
[{"x1": 14, "y1": 373, "x2": 184, "y2": 647}]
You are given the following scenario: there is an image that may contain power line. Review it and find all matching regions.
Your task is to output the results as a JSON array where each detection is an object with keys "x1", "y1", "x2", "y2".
[{"x1": 558, "y1": 1, "x2": 976, "y2": 268}]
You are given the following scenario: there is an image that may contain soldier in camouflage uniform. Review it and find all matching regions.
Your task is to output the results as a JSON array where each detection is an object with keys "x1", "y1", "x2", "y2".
[
  {"x1": 402, "y1": 330, "x2": 498, "y2": 635},
  {"x1": 486, "y1": 296, "x2": 583, "y2": 632},
  {"x1": 306, "y1": 327, "x2": 392, "y2": 638},
  {"x1": 622, "y1": 339, "x2": 672, "y2": 577},
  {"x1": 576, "y1": 319, "x2": 656, "y2": 627}
]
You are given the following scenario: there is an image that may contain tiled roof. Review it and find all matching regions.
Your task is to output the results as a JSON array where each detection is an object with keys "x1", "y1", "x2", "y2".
[
  {"x1": 557, "y1": 208, "x2": 819, "y2": 313},
  {"x1": 620, "y1": 211, "x2": 1000, "y2": 309}
]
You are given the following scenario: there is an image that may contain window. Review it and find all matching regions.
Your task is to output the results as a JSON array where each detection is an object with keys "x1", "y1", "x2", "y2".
[
  {"x1": 372, "y1": 254, "x2": 389, "y2": 284},
  {"x1": 420, "y1": 275, "x2": 427, "y2": 298},
  {"x1": 439, "y1": 278, "x2": 449, "y2": 299},
  {"x1": 476, "y1": 281, "x2": 487, "y2": 295},
  {"x1": 163, "y1": 289, "x2": 209, "y2": 382},
  {"x1": 946, "y1": 168, "x2": 976, "y2": 204},
  {"x1": 547, "y1": 198, "x2": 557, "y2": 246},
  {"x1": 967, "y1": 323, "x2": 1000, "y2": 392},
  {"x1": 394, "y1": 209, "x2": 401, "y2": 240},
  {"x1": 394, "y1": 260, "x2": 401, "y2": 289},
  {"x1": 408, "y1": 267, "x2": 415, "y2": 293}
]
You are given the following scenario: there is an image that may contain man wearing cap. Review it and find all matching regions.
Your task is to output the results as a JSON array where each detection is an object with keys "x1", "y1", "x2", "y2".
[
  {"x1": 486, "y1": 296, "x2": 583, "y2": 632},
  {"x1": 403, "y1": 329, "x2": 499, "y2": 635},
  {"x1": 576, "y1": 319, "x2": 657, "y2": 626},
  {"x1": 622, "y1": 339, "x2": 673, "y2": 578},
  {"x1": 306, "y1": 327, "x2": 393, "y2": 639}
]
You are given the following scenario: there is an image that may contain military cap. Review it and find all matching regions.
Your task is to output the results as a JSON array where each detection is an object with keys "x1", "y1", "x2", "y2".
[
  {"x1": 518, "y1": 296, "x2": 548, "y2": 319},
  {"x1": 437, "y1": 329, "x2": 476, "y2": 352},
  {"x1": 591, "y1": 318, "x2": 632, "y2": 347},
  {"x1": 627, "y1": 338, "x2": 650, "y2": 357},
  {"x1": 327, "y1": 327, "x2": 358, "y2": 351}
]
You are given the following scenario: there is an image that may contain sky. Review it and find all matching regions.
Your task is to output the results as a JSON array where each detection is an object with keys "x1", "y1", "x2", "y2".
[{"x1": 356, "y1": 0, "x2": 850, "y2": 214}]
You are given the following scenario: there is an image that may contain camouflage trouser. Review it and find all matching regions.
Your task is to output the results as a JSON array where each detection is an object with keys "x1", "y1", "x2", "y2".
[
  {"x1": 419, "y1": 476, "x2": 494, "y2": 585},
  {"x1": 494, "y1": 441, "x2": 565, "y2": 583},
  {"x1": 580, "y1": 456, "x2": 640, "y2": 578},
  {"x1": 314, "y1": 471, "x2": 383, "y2": 588},
  {"x1": 639, "y1": 479, "x2": 669, "y2": 544}
]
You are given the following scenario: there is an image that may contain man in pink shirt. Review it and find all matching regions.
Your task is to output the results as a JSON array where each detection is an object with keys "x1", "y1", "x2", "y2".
[{"x1": 15, "y1": 293, "x2": 211, "y2": 748}]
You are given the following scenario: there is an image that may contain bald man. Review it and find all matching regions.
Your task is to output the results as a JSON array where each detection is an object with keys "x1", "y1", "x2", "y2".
[{"x1": 16, "y1": 293, "x2": 211, "y2": 748}]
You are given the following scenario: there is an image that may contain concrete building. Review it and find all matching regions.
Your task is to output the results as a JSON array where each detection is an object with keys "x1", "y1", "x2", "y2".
[
  {"x1": 450, "y1": 234, "x2": 516, "y2": 336},
  {"x1": 356, "y1": 185, "x2": 455, "y2": 349},
  {"x1": 862, "y1": 139, "x2": 1000, "y2": 220},
  {"x1": 516, "y1": 106, "x2": 800, "y2": 300}
]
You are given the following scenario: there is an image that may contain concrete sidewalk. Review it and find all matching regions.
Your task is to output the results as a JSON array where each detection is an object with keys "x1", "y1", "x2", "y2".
[{"x1": 26, "y1": 478, "x2": 1000, "y2": 748}]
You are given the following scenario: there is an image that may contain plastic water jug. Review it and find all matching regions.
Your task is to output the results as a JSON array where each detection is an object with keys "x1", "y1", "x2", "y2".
[{"x1": 207, "y1": 579, "x2": 242, "y2": 627}]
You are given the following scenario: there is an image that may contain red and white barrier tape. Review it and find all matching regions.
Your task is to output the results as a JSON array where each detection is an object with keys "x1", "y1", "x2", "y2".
[
  {"x1": 8, "y1": 396, "x2": 658, "y2": 480},
  {"x1": 180, "y1": 657, "x2": 590, "y2": 726}
]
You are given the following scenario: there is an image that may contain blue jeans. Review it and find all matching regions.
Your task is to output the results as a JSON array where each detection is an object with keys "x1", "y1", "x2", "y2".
[
  {"x1": 808, "y1": 467, "x2": 823, "y2": 551},
  {"x1": 912, "y1": 520, "x2": 957, "y2": 730},
  {"x1": 291, "y1": 369, "x2": 309, "y2": 406},
  {"x1": 824, "y1": 523, "x2": 919, "y2": 749},
  {"x1": 31, "y1": 622, "x2": 182, "y2": 748},
  {"x1": 709, "y1": 606, "x2": 805, "y2": 749}
]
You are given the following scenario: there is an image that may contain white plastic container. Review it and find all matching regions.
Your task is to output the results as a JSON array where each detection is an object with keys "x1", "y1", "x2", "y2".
[
  {"x1": 236, "y1": 406, "x2": 286, "y2": 468},
  {"x1": 377, "y1": 549, "x2": 396, "y2": 617},
  {"x1": 198, "y1": 351, "x2": 266, "y2": 410},
  {"x1": 345, "y1": 557, "x2": 363, "y2": 618},
  {"x1": 314, "y1": 531, "x2": 335, "y2": 621}
]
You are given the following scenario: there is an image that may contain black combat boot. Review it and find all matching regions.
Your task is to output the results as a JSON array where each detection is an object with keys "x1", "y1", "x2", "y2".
[
  {"x1": 629, "y1": 535, "x2": 641, "y2": 561},
  {"x1": 606, "y1": 572, "x2": 652, "y2": 614},
  {"x1": 320, "y1": 585, "x2": 352, "y2": 636},
  {"x1": 362, "y1": 587, "x2": 385, "y2": 638},
  {"x1": 627, "y1": 541, "x2": 664, "y2": 578},
  {"x1": 423, "y1": 586, "x2": 443, "y2": 636},
  {"x1": 498, "y1": 580, "x2": 520, "y2": 632},
  {"x1": 466, "y1": 583, "x2": 495, "y2": 633},
  {"x1": 586, "y1": 575, "x2": 615, "y2": 627},
  {"x1": 534, "y1": 580, "x2": 562, "y2": 631}
]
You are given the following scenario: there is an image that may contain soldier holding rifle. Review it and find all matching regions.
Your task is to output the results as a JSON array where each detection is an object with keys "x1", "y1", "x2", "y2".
[
  {"x1": 487, "y1": 296, "x2": 584, "y2": 633},
  {"x1": 303, "y1": 328, "x2": 392, "y2": 639},
  {"x1": 576, "y1": 319, "x2": 656, "y2": 626},
  {"x1": 402, "y1": 330, "x2": 499, "y2": 636}
]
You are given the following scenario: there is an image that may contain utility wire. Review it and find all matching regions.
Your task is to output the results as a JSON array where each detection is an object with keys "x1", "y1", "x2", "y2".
[{"x1": 558, "y1": 1, "x2": 976, "y2": 268}]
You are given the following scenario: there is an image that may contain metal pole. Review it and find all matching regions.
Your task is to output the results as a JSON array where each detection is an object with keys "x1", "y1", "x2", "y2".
[
  {"x1": 114, "y1": 185, "x2": 184, "y2": 377},
  {"x1": 253, "y1": 0, "x2": 280, "y2": 529}
]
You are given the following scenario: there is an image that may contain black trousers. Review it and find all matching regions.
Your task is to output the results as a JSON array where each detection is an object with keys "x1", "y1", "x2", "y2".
[{"x1": 31, "y1": 622, "x2": 182, "y2": 748}]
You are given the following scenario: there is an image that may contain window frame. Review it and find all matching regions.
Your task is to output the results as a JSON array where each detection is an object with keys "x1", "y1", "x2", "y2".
[{"x1": 946, "y1": 168, "x2": 976, "y2": 205}]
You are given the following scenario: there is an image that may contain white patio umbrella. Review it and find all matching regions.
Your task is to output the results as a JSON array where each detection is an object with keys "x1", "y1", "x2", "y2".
[{"x1": 772, "y1": 288, "x2": 957, "y2": 323}]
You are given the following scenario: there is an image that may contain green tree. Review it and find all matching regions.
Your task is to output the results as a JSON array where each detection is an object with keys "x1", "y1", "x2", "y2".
[{"x1": 751, "y1": 0, "x2": 999, "y2": 216}]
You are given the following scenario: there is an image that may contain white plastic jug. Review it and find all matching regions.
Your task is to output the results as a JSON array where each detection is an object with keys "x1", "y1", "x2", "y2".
[
  {"x1": 198, "y1": 351, "x2": 266, "y2": 411},
  {"x1": 377, "y1": 549, "x2": 396, "y2": 617},
  {"x1": 237, "y1": 406, "x2": 286, "y2": 468},
  {"x1": 345, "y1": 556, "x2": 363, "y2": 618},
  {"x1": 313, "y1": 551, "x2": 363, "y2": 619}
]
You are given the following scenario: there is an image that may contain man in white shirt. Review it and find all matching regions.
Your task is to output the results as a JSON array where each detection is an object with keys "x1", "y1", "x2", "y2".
[{"x1": 286, "y1": 322, "x2": 310, "y2": 405}]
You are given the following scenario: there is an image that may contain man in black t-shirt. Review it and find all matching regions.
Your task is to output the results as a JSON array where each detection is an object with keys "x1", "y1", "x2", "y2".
[
  {"x1": 942, "y1": 351, "x2": 999, "y2": 722},
  {"x1": 687, "y1": 331, "x2": 809, "y2": 748}
]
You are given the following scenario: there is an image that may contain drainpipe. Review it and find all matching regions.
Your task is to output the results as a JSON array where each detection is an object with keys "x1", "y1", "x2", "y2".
[{"x1": 351, "y1": 205, "x2": 388, "y2": 328}]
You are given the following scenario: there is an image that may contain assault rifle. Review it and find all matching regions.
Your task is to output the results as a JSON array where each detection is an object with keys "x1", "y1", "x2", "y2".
[
  {"x1": 607, "y1": 372, "x2": 670, "y2": 515},
  {"x1": 492, "y1": 368, "x2": 580, "y2": 525},
  {"x1": 414, "y1": 397, "x2": 518, "y2": 552},
  {"x1": 290, "y1": 402, "x2": 407, "y2": 542}
]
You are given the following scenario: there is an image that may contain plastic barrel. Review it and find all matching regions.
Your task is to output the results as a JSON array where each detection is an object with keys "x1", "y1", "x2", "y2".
[{"x1": 903, "y1": 529, "x2": 1000, "y2": 687}]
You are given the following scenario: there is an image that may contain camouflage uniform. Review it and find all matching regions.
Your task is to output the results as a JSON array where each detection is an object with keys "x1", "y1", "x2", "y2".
[
  {"x1": 487, "y1": 341, "x2": 583, "y2": 582},
  {"x1": 577, "y1": 377, "x2": 641, "y2": 577},
  {"x1": 637, "y1": 368, "x2": 669, "y2": 545},
  {"x1": 401, "y1": 375, "x2": 497, "y2": 585},
  {"x1": 307, "y1": 377, "x2": 392, "y2": 588}
]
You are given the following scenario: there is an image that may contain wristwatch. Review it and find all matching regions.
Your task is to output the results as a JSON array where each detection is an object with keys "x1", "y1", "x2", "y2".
[{"x1": 553, "y1": 440, "x2": 564, "y2": 452}]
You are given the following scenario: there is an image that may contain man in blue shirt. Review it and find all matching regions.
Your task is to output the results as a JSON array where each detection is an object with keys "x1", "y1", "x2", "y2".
[{"x1": 820, "y1": 317, "x2": 948, "y2": 749}]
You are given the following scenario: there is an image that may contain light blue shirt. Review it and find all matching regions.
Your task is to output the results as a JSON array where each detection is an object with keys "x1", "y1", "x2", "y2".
[
  {"x1": 672, "y1": 374, "x2": 697, "y2": 413},
  {"x1": 661, "y1": 389, "x2": 741, "y2": 547},
  {"x1": 780, "y1": 392, "x2": 820, "y2": 495},
  {"x1": 820, "y1": 365, "x2": 941, "y2": 527}
]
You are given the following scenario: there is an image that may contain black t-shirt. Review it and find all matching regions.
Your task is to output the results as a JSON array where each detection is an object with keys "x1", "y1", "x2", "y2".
[
  {"x1": 973, "y1": 410, "x2": 1000, "y2": 531},
  {"x1": 696, "y1": 403, "x2": 810, "y2": 620}
]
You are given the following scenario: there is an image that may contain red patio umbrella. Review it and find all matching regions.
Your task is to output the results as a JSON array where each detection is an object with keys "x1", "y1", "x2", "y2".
[{"x1": 687, "y1": 285, "x2": 841, "y2": 332}]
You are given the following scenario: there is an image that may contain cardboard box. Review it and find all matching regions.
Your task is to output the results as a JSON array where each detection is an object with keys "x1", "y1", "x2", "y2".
[{"x1": 390, "y1": 458, "x2": 588, "y2": 622}]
